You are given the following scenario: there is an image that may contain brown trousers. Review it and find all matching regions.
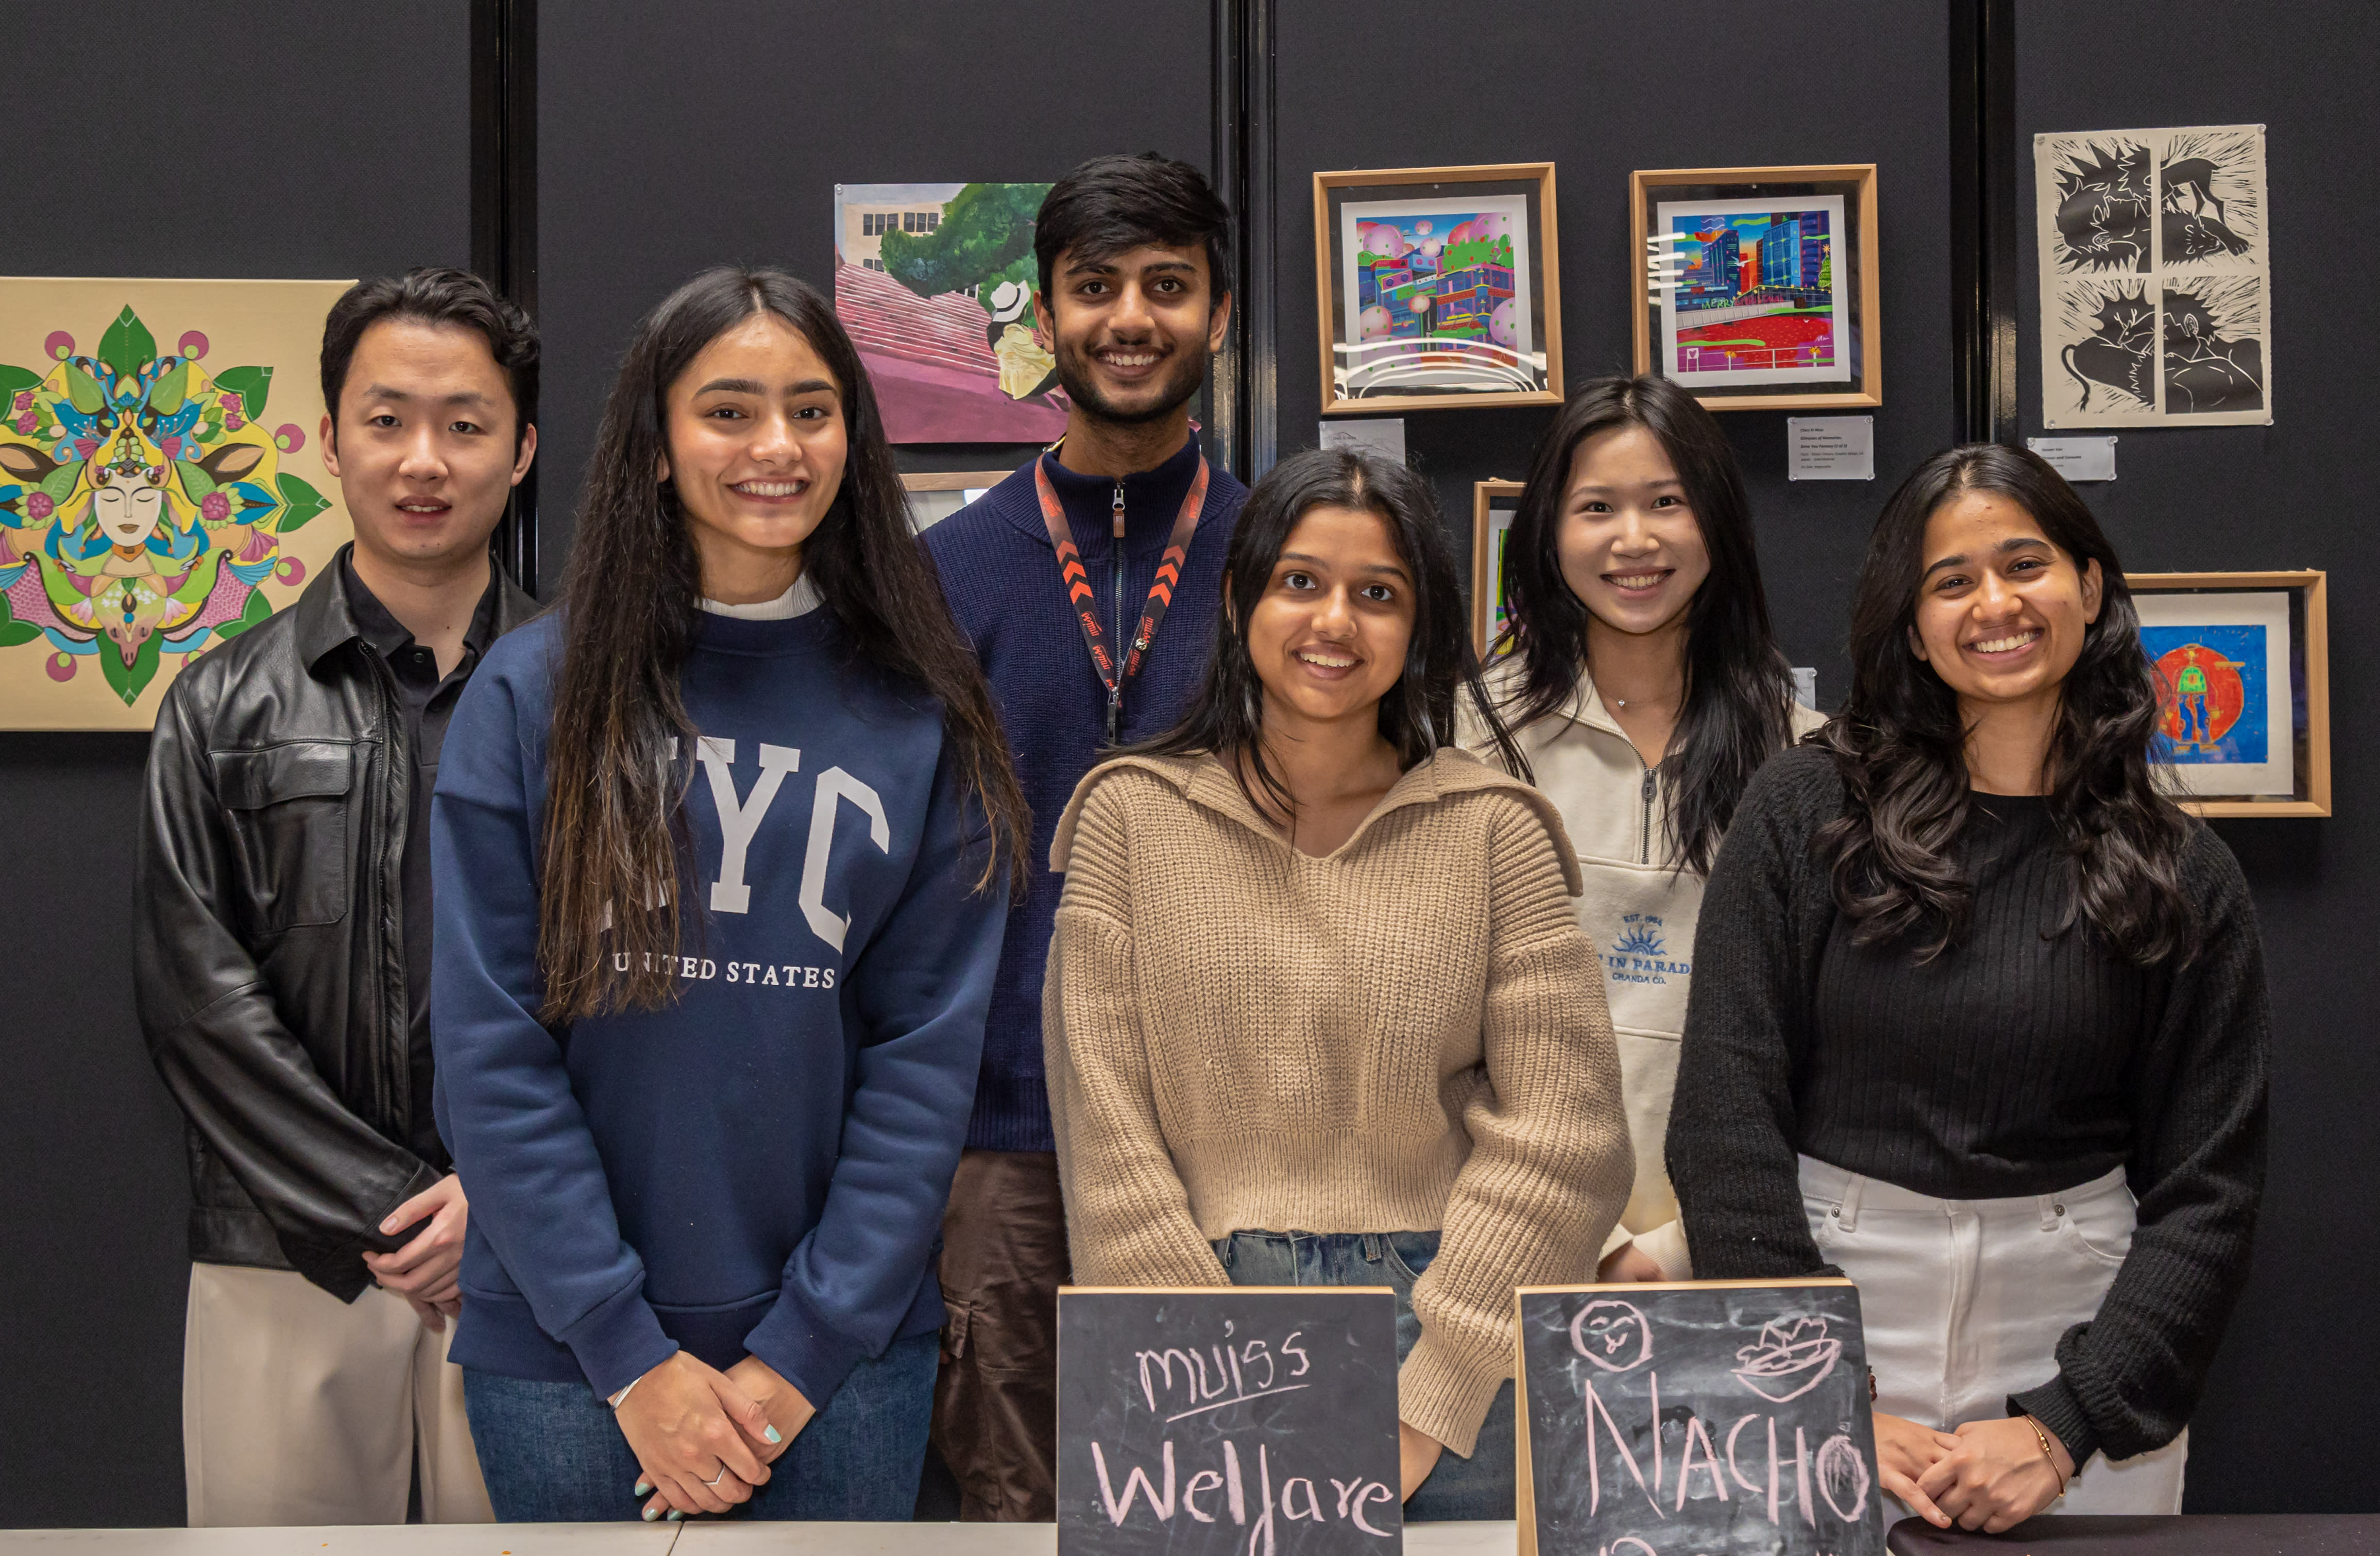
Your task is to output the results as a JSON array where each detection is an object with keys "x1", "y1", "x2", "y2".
[{"x1": 931, "y1": 1148, "x2": 1073, "y2": 1521}]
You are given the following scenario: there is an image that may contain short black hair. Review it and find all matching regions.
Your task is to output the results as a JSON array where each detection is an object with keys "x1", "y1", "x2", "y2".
[
  {"x1": 319, "y1": 267, "x2": 538, "y2": 445},
  {"x1": 1034, "y1": 153, "x2": 1233, "y2": 308}
]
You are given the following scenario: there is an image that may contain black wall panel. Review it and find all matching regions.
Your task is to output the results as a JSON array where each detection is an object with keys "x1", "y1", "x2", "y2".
[
  {"x1": 1271, "y1": 1, "x2": 1955, "y2": 705},
  {"x1": 0, "y1": 1, "x2": 472, "y2": 1527},
  {"x1": 535, "y1": 0, "x2": 1216, "y2": 596},
  {"x1": 2015, "y1": 0, "x2": 2377, "y2": 1513}
]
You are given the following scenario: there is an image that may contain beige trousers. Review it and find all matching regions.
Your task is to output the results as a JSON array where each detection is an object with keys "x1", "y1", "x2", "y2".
[{"x1": 183, "y1": 1262, "x2": 494, "y2": 1527}]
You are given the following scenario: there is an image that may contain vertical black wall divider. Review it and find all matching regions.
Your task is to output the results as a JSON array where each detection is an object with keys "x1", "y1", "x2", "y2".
[
  {"x1": 1949, "y1": 0, "x2": 2019, "y2": 445},
  {"x1": 1211, "y1": 0, "x2": 1277, "y2": 481},
  {"x1": 471, "y1": 0, "x2": 539, "y2": 591}
]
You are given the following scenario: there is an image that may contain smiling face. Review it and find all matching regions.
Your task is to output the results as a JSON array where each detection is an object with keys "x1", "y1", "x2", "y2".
[
  {"x1": 1556, "y1": 424, "x2": 1712, "y2": 638},
  {"x1": 1036, "y1": 242, "x2": 1230, "y2": 426},
  {"x1": 1910, "y1": 488, "x2": 2103, "y2": 718},
  {"x1": 321, "y1": 317, "x2": 535, "y2": 574},
  {"x1": 659, "y1": 311, "x2": 849, "y2": 604},
  {"x1": 1244, "y1": 502, "x2": 1416, "y2": 739}
]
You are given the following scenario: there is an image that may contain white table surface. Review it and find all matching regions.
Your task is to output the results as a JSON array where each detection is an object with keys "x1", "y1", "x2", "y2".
[{"x1": 0, "y1": 1522, "x2": 1519, "y2": 1554}]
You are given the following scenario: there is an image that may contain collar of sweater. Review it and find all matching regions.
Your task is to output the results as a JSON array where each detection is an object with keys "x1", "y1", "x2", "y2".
[
  {"x1": 1014, "y1": 434, "x2": 1206, "y2": 557},
  {"x1": 1050, "y1": 746, "x2": 1583, "y2": 892}
]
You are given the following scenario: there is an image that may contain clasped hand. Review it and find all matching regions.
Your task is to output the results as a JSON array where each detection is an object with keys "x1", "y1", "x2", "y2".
[
  {"x1": 364, "y1": 1173, "x2": 467, "y2": 1331},
  {"x1": 620, "y1": 1352, "x2": 817, "y2": 1520},
  {"x1": 1875, "y1": 1409, "x2": 2074, "y2": 1533}
]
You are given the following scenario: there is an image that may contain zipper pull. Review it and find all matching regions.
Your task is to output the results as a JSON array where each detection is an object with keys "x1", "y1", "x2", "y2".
[
  {"x1": 1112, "y1": 480, "x2": 1127, "y2": 539},
  {"x1": 1641, "y1": 769, "x2": 1657, "y2": 802},
  {"x1": 1108, "y1": 687, "x2": 1123, "y2": 745}
]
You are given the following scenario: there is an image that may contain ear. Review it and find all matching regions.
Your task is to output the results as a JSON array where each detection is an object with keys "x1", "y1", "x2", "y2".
[
  {"x1": 1907, "y1": 621, "x2": 1930, "y2": 664},
  {"x1": 656, "y1": 449, "x2": 670, "y2": 485},
  {"x1": 511, "y1": 422, "x2": 538, "y2": 486},
  {"x1": 318, "y1": 413, "x2": 339, "y2": 477},
  {"x1": 1032, "y1": 286, "x2": 1056, "y2": 341},
  {"x1": 2079, "y1": 556, "x2": 2104, "y2": 624},
  {"x1": 1205, "y1": 287, "x2": 1235, "y2": 355}
]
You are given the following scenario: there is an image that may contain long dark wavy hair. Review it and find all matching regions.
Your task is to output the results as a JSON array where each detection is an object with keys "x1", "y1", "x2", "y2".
[
  {"x1": 1128, "y1": 447, "x2": 1526, "y2": 817},
  {"x1": 1491, "y1": 374, "x2": 1796, "y2": 872},
  {"x1": 1815, "y1": 442, "x2": 2197, "y2": 964},
  {"x1": 537, "y1": 267, "x2": 1029, "y2": 1022}
]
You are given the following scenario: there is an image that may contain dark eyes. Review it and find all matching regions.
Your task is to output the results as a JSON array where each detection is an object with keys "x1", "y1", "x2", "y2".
[{"x1": 1360, "y1": 583, "x2": 1396, "y2": 602}]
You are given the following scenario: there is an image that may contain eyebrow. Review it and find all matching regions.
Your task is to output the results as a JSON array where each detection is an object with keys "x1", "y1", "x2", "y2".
[
  {"x1": 1922, "y1": 534, "x2": 2052, "y2": 579},
  {"x1": 1570, "y1": 477, "x2": 1684, "y2": 495},
  {"x1": 692, "y1": 376, "x2": 839, "y2": 397},
  {"x1": 1064, "y1": 256, "x2": 1197, "y2": 278},
  {"x1": 361, "y1": 385, "x2": 494, "y2": 406},
  {"x1": 1279, "y1": 550, "x2": 1411, "y2": 579}
]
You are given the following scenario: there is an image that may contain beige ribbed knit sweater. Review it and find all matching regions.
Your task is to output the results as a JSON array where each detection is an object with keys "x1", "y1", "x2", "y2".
[{"x1": 1042, "y1": 747, "x2": 1633, "y2": 1457}]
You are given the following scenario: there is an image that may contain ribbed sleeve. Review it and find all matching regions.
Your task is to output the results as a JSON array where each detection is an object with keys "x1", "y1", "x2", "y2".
[
  {"x1": 1403, "y1": 801, "x2": 1633, "y2": 1456},
  {"x1": 1044, "y1": 773, "x2": 1232, "y2": 1290}
]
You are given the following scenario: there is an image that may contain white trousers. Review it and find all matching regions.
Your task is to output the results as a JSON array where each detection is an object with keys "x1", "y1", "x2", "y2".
[
  {"x1": 183, "y1": 1263, "x2": 494, "y2": 1527},
  {"x1": 1798, "y1": 1155, "x2": 2187, "y2": 1515}
]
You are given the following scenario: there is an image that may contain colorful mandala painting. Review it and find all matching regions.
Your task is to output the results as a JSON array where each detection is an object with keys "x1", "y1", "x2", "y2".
[{"x1": 0, "y1": 279, "x2": 352, "y2": 728}]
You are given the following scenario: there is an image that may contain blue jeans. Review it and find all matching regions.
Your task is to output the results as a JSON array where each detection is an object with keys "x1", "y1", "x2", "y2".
[
  {"x1": 463, "y1": 1331, "x2": 938, "y2": 1522},
  {"x1": 1212, "y1": 1229, "x2": 1515, "y2": 1523}
]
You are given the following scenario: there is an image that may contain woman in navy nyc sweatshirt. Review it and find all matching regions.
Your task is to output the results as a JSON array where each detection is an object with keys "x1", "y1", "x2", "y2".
[{"x1": 431, "y1": 269, "x2": 1027, "y2": 1524}]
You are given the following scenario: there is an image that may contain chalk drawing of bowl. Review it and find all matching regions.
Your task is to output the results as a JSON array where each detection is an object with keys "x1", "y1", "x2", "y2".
[{"x1": 1731, "y1": 1317, "x2": 1843, "y2": 1403}]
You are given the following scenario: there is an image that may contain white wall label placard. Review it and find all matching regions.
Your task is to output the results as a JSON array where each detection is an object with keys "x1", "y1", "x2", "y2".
[
  {"x1": 1792, "y1": 667, "x2": 1818, "y2": 710},
  {"x1": 2027, "y1": 435, "x2": 2118, "y2": 482},
  {"x1": 1787, "y1": 416, "x2": 1874, "y2": 480},
  {"x1": 1318, "y1": 416, "x2": 1406, "y2": 464}
]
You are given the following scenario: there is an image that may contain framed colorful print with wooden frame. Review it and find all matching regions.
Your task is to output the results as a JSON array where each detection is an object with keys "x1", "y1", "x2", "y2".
[
  {"x1": 1471, "y1": 478, "x2": 1525, "y2": 656},
  {"x1": 1631, "y1": 164, "x2": 1881, "y2": 412},
  {"x1": 2128, "y1": 570, "x2": 2328, "y2": 818},
  {"x1": 1314, "y1": 163, "x2": 1563, "y2": 416}
]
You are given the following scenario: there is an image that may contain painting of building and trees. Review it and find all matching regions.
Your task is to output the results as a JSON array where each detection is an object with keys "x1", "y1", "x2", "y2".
[
  {"x1": 1341, "y1": 204, "x2": 1538, "y2": 397},
  {"x1": 1664, "y1": 206, "x2": 1840, "y2": 379}
]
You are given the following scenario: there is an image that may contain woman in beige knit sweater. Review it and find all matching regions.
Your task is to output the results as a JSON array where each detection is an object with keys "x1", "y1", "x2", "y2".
[{"x1": 1042, "y1": 448, "x2": 1633, "y2": 1520}]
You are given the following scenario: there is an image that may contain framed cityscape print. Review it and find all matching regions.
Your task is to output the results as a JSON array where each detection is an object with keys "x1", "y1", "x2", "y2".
[
  {"x1": 1630, "y1": 164, "x2": 1882, "y2": 412},
  {"x1": 1314, "y1": 163, "x2": 1563, "y2": 415},
  {"x1": 2128, "y1": 570, "x2": 2328, "y2": 817},
  {"x1": 1471, "y1": 478, "x2": 1525, "y2": 654}
]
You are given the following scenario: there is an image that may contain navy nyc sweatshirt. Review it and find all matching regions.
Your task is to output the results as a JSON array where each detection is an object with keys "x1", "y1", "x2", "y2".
[
  {"x1": 430, "y1": 607, "x2": 1004, "y2": 1404},
  {"x1": 924, "y1": 435, "x2": 1246, "y2": 1153}
]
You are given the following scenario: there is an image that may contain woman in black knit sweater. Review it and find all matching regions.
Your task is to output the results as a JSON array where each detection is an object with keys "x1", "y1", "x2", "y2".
[{"x1": 1668, "y1": 444, "x2": 2267, "y2": 1532}]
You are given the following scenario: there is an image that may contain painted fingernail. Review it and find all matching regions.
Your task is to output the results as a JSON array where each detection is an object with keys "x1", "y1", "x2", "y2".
[
  {"x1": 634, "y1": 1480, "x2": 651, "y2": 1497},
  {"x1": 642, "y1": 1505, "x2": 659, "y2": 1523},
  {"x1": 667, "y1": 1510, "x2": 686, "y2": 1522},
  {"x1": 764, "y1": 1426, "x2": 783, "y2": 1444}
]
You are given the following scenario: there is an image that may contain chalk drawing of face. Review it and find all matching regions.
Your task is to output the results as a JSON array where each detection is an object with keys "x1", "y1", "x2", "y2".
[
  {"x1": 1489, "y1": 298, "x2": 1519, "y2": 347},
  {"x1": 1569, "y1": 1298, "x2": 1652, "y2": 1373}
]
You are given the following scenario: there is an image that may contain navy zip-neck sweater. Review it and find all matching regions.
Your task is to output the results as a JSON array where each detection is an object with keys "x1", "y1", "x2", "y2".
[{"x1": 925, "y1": 434, "x2": 1247, "y2": 1152}]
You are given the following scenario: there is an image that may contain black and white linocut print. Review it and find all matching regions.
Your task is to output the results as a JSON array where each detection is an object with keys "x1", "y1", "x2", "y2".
[
  {"x1": 2164, "y1": 275, "x2": 2266, "y2": 416},
  {"x1": 2043, "y1": 135, "x2": 2153, "y2": 275},
  {"x1": 2158, "y1": 127, "x2": 2265, "y2": 271},
  {"x1": 2037, "y1": 124, "x2": 2272, "y2": 427},
  {"x1": 2049, "y1": 277, "x2": 2157, "y2": 419}
]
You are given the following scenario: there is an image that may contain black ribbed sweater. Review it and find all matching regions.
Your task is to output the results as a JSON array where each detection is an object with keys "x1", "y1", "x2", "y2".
[{"x1": 1667, "y1": 746, "x2": 2269, "y2": 1466}]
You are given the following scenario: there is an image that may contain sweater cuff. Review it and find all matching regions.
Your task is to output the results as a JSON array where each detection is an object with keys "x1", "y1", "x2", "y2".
[
  {"x1": 1398, "y1": 1329, "x2": 1506, "y2": 1460},
  {"x1": 556, "y1": 1279, "x2": 679, "y2": 1401},
  {"x1": 2009, "y1": 1376, "x2": 2099, "y2": 1469},
  {"x1": 743, "y1": 1283, "x2": 869, "y2": 1412}
]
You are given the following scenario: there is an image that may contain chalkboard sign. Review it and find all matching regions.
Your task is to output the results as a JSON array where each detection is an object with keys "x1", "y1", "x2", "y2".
[
  {"x1": 1057, "y1": 1286, "x2": 1403, "y2": 1554},
  {"x1": 1516, "y1": 1278, "x2": 1883, "y2": 1556}
]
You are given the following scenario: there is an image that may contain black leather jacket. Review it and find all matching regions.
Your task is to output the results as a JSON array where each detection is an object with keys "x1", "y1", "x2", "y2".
[{"x1": 133, "y1": 552, "x2": 539, "y2": 1300}]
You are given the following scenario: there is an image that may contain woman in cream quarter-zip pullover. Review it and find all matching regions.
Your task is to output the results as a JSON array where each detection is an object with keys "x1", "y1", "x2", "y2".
[{"x1": 1465, "y1": 376, "x2": 1820, "y2": 1282}]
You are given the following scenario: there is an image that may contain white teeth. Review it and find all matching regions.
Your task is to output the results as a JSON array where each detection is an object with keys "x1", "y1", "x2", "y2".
[
  {"x1": 1297, "y1": 650, "x2": 1355, "y2": 668},
  {"x1": 1103, "y1": 353, "x2": 1158, "y2": 367},
  {"x1": 1609, "y1": 573, "x2": 1665, "y2": 589},
  {"x1": 735, "y1": 481, "x2": 805, "y2": 497},
  {"x1": 1973, "y1": 630, "x2": 2042, "y2": 653}
]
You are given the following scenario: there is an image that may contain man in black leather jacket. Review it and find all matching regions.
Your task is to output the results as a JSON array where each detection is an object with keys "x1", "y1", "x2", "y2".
[{"x1": 134, "y1": 269, "x2": 539, "y2": 1527}]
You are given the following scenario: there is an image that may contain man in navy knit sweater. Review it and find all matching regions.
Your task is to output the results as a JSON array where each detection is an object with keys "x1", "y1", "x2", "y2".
[{"x1": 921, "y1": 153, "x2": 1247, "y2": 1520}]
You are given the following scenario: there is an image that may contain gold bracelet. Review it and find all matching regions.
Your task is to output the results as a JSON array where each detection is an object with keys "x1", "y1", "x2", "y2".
[{"x1": 2023, "y1": 1416, "x2": 2068, "y2": 1496}]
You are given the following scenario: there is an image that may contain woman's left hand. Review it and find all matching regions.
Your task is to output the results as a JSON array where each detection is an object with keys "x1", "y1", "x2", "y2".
[
  {"x1": 636, "y1": 1357, "x2": 816, "y2": 1519},
  {"x1": 1916, "y1": 1415, "x2": 2075, "y2": 1532},
  {"x1": 1398, "y1": 1422, "x2": 1444, "y2": 1500}
]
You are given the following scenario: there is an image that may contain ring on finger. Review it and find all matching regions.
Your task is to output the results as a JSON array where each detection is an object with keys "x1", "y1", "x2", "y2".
[{"x1": 703, "y1": 1464, "x2": 730, "y2": 1489}]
